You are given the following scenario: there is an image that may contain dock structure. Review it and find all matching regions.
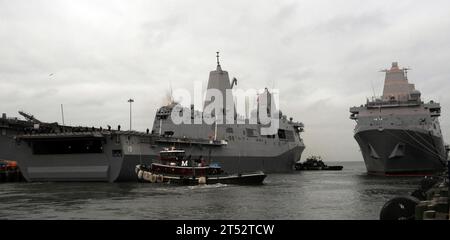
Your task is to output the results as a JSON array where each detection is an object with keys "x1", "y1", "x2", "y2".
[
  {"x1": 380, "y1": 165, "x2": 449, "y2": 220},
  {"x1": 415, "y1": 182, "x2": 449, "y2": 220},
  {"x1": 414, "y1": 164, "x2": 449, "y2": 220}
]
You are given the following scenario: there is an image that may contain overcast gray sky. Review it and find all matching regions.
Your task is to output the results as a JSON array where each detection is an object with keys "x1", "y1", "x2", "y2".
[{"x1": 1, "y1": 0, "x2": 450, "y2": 162}]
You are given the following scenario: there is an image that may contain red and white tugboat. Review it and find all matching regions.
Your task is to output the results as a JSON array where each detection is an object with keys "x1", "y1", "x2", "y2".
[{"x1": 135, "y1": 147, "x2": 266, "y2": 185}]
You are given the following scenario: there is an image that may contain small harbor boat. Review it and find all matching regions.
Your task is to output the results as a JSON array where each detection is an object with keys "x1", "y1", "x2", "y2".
[
  {"x1": 0, "y1": 160, "x2": 24, "y2": 182},
  {"x1": 294, "y1": 156, "x2": 343, "y2": 171},
  {"x1": 135, "y1": 147, "x2": 266, "y2": 185}
]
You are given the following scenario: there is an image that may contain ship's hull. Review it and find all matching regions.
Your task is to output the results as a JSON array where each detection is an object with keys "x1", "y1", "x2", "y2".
[
  {"x1": 354, "y1": 128, "x2": 446, "y2": 175},
  {"x1": 13, "y1": 133, "x2": 304, "y2": 182},
  {"x1": 16, "y1": 148, "x2": 303, "y2": 182},
  {"x1": 138, "y1": 171, "x2": 267, "y2": 185}
]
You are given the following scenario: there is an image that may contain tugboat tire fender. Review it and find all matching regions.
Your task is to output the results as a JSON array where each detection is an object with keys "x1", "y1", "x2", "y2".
[
  {"x1": 150, "y1": 173, "x2": 157, "y2": 183},
  {"x1": 379, "y1": 195, "x2": 420, "y2": 220},
  {"x1": 143, "y1": 171, "x2": 151, "y2": 181},
  {"x1": 135, "y1": 165, "x2": 140, "y2": 174},
  {"x1": 198, "y1": 176, "x2": 206, "y2": 184},
  {"x1": 156, "y1": 174, "x2": 163, "y2": 183}
]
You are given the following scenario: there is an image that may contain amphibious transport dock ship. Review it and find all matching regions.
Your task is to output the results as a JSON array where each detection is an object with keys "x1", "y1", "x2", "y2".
[
  {"x1": 12, "y1": 54, "x2": 305, "y2": 182},
  {"x1": 350, "y1": 62, "x2": 447, "y2": 175}
]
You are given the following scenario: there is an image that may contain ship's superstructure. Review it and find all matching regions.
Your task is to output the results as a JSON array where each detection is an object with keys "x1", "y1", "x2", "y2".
[{"x1": 152, "y1": 53, "x2": 305, "y2": 174}]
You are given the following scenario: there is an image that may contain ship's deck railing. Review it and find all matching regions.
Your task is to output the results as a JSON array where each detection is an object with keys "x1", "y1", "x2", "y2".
[
  {"x1": 15, "y1": 130, "x2": 228, "y2": 147},
  {"x1": 365, "y1": 100, "x2": 422, "y2": 108},
  {"x1": 0, "y1": 117, "x2": 29, "y2": 124},
  {"x1": 155, "y1": 136, "x2": 227, "y2": 146},
  {"x1": 16, "y1": 131, "x2": 105, "y2": 139}
]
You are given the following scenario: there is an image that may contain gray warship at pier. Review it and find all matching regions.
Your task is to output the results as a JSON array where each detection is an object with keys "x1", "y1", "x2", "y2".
[
  {"x1": 8, "y1": 54, "x2": 305, "y2": 182},
  {"x1": 350, "y1": 62, "x2": 448, "y2": 175}
]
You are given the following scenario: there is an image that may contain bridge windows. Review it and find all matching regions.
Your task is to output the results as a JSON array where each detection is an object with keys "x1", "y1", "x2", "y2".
[
  {"x1": 163, "y1": 131, "x2": 174, "y2": 137},
  {"x1": 285, "y1": 130, "x2": 295, "y2": 142},
  {"x1": 156, "y1": 115, "x2": 168, "y2": 120},
  {"x1": 277, "y1": 129, "x2": 295, "y2": 142}
]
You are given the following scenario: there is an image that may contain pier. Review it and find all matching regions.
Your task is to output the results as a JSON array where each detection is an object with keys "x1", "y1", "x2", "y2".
[{"x1": 380, "y1": 165, "x2": 449, "y2": 220}]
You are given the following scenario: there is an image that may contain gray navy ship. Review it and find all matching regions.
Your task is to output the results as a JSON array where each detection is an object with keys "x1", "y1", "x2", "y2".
[
  {"x1": 9, "y1": 54, "x2": 305, "y2": 182},
  {"x1": 350, "y1": 62, "x2": 448, "y2": 175}
]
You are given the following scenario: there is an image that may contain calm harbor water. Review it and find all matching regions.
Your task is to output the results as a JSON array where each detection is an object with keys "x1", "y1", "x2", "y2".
[{"x1": 0, "y1": 161, "x2": 422, "y2": 220}]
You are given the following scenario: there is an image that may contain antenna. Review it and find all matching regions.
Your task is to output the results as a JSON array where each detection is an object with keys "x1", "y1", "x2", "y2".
[
  {"x1": 214, "y1": 116, "x2": 217, "y2": 141},
  {"x1": 402, "y1": 67, "x2": 411, "y2": 80},
  {"x1": 370, "y1": 79, "x2": 376, "y2": 100},
  {"x1": 231, "y1": 77, "x2": 237, "y2": 88},
  {"x1": 169, "y1": 80, "x2": 174, "y2": 103},
  {"x1": 216, "y1": 51, "x2": 220, "y2": 67},
  {"x1": 61, "y1": 104, "x2": 65, "y2": 131}
]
